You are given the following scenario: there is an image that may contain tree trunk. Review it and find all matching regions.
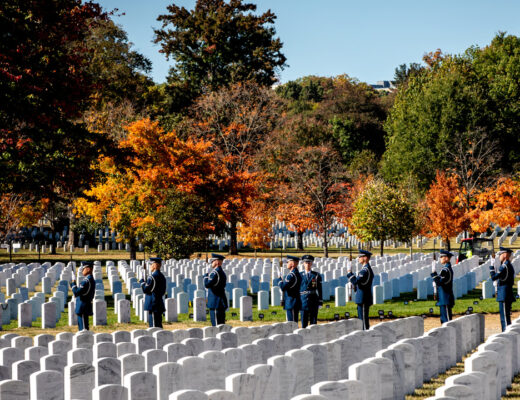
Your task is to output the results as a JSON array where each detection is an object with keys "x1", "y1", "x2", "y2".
[
  {"x1": 409, "y1": 238, "x2": 413, "y2": 258},
  {"x1": 380, "y1": 237, "x2": 384, "y2": 257},
  {"x1": 322, "y1": 228, "x2": 328, "y2": 258},
  {"x1": 229, "y1": 220, "x2": 238, "y2": 255},
  {"x1": 446, "y1": 237, "x2": 451, "y2": 251},
  {"x1": 68, "y1": 206, "x2": 75, "y2": 248},
  {"x1": 130, "y1": 236, "x2": 137, "y2": 260},
  {"x1": 50, "y1": 229, "x2": 57, "y2": 255},
  {"x1": 297, "y1": 231, "x2": 304, "y2": 250}
]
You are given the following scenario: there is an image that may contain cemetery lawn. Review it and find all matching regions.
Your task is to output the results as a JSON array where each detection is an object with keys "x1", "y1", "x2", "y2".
[{"x1": 0, "y1": 248, "x2": 517, "y2": 336}]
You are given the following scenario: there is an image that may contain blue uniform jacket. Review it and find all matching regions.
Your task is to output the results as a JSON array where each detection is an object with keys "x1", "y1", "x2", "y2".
[
  {"x1": 141, "y1": 270, "x2": 166, "y2": 312},
  {"x1": 431, "y1": 263, "x2": 455, "y2": 307},
  {"x1": 300, "y1": 270, "x2": 322, "y2": 311},
  {"x1": 204, "y1": 266, "x2": 228, "y2": 310},
  {"x1": 279, "y1": 268, "x2": 302, "y2": 310},
  {"x1": 71, "y1": 274, "x2": 95, "y2": 316},
  {"x1": 490, "y1": 260, "x2": 516, "y2": 303},
  {"x1": 347, "y1": 263, "x2": 374, "y2": 305}
]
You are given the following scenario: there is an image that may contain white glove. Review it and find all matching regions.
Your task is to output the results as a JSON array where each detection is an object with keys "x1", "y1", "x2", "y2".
[
  {"x1": 489, "y1": 255, "x2": 495, "y2": 267},
  {"x1": 431, "y1": 261, "x2": 436, "y2": 273}
]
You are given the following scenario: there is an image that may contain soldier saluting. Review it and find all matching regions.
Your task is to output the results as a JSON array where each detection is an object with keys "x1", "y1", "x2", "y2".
[
  {"x1": 70, "y1": 261, "x2": 95, "y2": 331},
  {"x1": 490, "y1": 247, "x2": 516, "y2": 331},
  {"x1": 204, "y1": 253, "x2": 227, "y2": 326},
  {"x1": 347, "y1": 250, "x2": 374, "y2": 330},
  {"x1": 299, "y1": 255, "x2": 322, "y2": 328},
  {"x1": 140, "y1": 257, "x2": 166, "y2": 328},
  {"x1": 431, "y1": 250, "x2": 455, "y2": 323},
  {"x1": 279, "y1": 255, "x2": 302, "y2": 324}
]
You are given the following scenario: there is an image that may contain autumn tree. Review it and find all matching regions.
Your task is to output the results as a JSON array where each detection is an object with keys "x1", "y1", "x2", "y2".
[
  {"x1": 238, "y1": 199, "x2": 275, "y2": 252},
  {"x1": 76, "y1": 118, "x2": 220, "y2": 259},
  {"x1": 285, "y1": 146, "x2": 349, "y2": 257},
  {"x1": 350, "y1": 179, "x2": 415, "y2": 256},
  {"x1": 276, "y1": 198, "x2": 315, "y2": 250},
  {"x1": 469, "y1": 177, "x2": 520, "y2": 233},
  {"x1": 424, "y1": 171, "x2": 468, "y2": 250},
  {"x1": 0, "y1": 194, "x2": 43, "y2": 242},
  {"x1": 154, "y1": 0, "x2": 286, "y2": 112},
  {"x1": 189, "y1": 82, "x2": 281, "y2": 254}
]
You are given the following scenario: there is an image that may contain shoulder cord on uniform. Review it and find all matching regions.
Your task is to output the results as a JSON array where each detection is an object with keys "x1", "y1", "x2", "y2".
[
  {"x1": 288, "y1": 271, "x2": 297, "y2": 289},
  {"x1": 499, "y1": 263, "x2": 509, "y2": 282},
  {"x1": 442, "y1": 267, "x2": 452, "y2": 284},
  {"x1": 359, "y1": 266, "x2": 372, "y2": 285}
]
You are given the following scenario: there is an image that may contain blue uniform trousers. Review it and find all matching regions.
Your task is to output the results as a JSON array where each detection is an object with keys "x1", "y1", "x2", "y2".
[
  {"x1": 209, "y1": 309, "x2": 226, "y2": 326},
  {"x1": 357, "y1": 304, "x2": 370, "y2": 330},
  {"x1": 286, "y1": 309, "x2": 299, "y2": 323},
  {"x1": 300, "y1": 309, "x2": 318, "y2": 328},
  {"x1": 77, "y1": 314, "x2": 89, "y2": 331},
  {"x1": 148, "y1": 311, "x2": 163, "y2": 328},
  {"x1": 439, "y1": 305, "x2": 453, "y2": 323},
  {"x1": 499, "y1": 301, "x2": 512, "y2": 332}
]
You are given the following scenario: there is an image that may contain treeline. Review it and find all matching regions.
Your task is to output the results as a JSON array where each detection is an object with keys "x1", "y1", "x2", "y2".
[{"x1": 1, "y1": 0, "x2": 520, "y2": 259}]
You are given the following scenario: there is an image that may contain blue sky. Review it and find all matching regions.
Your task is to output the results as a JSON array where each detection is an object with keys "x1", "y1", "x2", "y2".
[{"x1": 97, "y1": 0, "x2": 520, "y2": 84}]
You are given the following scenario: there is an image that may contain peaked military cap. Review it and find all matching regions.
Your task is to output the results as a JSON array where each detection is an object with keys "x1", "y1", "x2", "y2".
[
  {"x1": 80, "y1": 261, "x2": 94, "y2": 268},
  {"x1": 210, "y1": 253, "x2": 226, "y2": 261},
  {"x1": 301, "y1": 255, "x2": 315, "y2": 262},
  {"x1": 286, "y1": 255, "x2": 300, "y2": 261},
  {"x1": 439, "y1": 250, "x2": 453, "y2": 258},
  {"x1": 497, "y1": 247, "x2": 513, "y2": 256},
  {"x1": 149, "y1": 257, "x2": 162, "y2": 264},
  {"x1": 357, "y1": 250, "x2": 372, "y2": 258}
]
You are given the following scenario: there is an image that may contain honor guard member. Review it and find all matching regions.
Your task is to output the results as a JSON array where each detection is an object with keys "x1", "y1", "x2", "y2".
[
  {"x1": 490, "y1": 247, "x2": 516, "y2": 331},
  {"x1": 140, "y1": 257, "x2": 167, "y2": 328},
  {"x1": 299, "y1": 255, "x2": 323, "y2": 328},
  {"x1": 204, "y1": 253, "x2": 228, "y2": 326},
  {"x1": 279, "y1": 255, "x2": 303, "y2": 324},
  {"x1": 347, "y1": 250, "x2": 374, "y2": 330},
  {"x1": 70, "y1": 261, "x2": 96, "y2": 331},
  {"x1": 431, "y1": 250, "x2": 455, "y2": 323}
]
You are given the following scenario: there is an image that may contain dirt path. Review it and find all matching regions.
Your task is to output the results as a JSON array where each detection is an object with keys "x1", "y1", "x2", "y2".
[{"x1": 372, "y1": 311, "x2": 518, "y2": 338}]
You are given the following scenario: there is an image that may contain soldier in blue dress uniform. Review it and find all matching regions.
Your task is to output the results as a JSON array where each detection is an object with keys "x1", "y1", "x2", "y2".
[
  {"x1": 279, "y1": 255, "x2": 302, "y2": 324},
  {"x1": 431, "y1": 250, "x2": 455, "y2": 323},
  {"x1": 490, "y1": 247, "x2": 516, "y2": 331},
  {"x1": 140, "y1": 257, "x2": 167, "y2": 328},
  {"x1": 347, "y1": 250, "x2": 374, "y2": 330},
  {"x1": 70, "y1": 261, "x2": 96, "y2": 331},
  {"x1": 299, "y1": 255, "x2": 323, "y2": 328},
  {"x1": 204, "y1": 253, "x2": 228, "y2": 326}
]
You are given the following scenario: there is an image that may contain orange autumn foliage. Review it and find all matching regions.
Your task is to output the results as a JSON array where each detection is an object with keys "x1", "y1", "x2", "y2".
[
  {"x1": 75, "y1": 118, "x2": 219, "y2": 243},
  {"x1": 238, "y1": 200, "x2": 274, "y2": 250},
  {"x1": 424, "y1": 171, "x2": 468, "y2": 245},
  {"x1": 469, "y1": 177, "x2": 520, "y2": 233}
]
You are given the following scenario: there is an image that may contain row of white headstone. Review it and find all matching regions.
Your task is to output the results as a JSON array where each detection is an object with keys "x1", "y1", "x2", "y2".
[
  {"x1": 429, "y1": 316, "x2": 520, "y2": 399},
  {"x1": 0, "y1": 318, "x2": 364, "y2": 399},
  {"x1": 0, "y1": 314, "x2": 429, "y2": 400},
  {"x1": 290, "y1": 313, "x2": 484, "y2": 400}
]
